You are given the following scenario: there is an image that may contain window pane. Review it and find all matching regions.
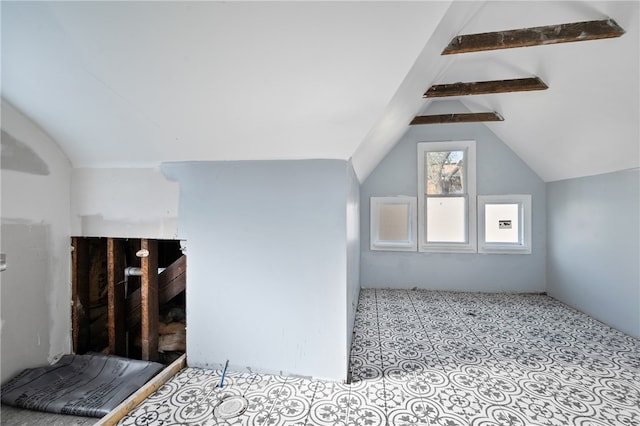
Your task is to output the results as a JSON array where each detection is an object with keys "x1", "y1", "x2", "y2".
[
  {"x1": 378, "y1": 204, "x2": 409, "y2": 241},
  {"x1": 425, "y1": 151, "x2": 465, "y2": 195},
  {"x1": 485, "y1": 204, "x2": 520, "y2": 243},
  {"x1": 426, "y1": 197, "x2": 466, "y2": 242}
]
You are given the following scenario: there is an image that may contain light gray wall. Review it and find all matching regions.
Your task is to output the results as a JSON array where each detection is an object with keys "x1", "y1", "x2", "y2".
[
  {"x1": 1, "y1": 99, "x2": 72, "y2": 383},
  {"x1": 163, "y1": 159, "x2": 354, "y2": 381},
  {"x1": 547, "y1": 168, "x2": 640, "y2": 338},
  {"x1": 346, "y1": 160, "x2": 360, "y2": 371},
  {"x1": 360, "y1": 122, "x2": 546, "y2": 292}
]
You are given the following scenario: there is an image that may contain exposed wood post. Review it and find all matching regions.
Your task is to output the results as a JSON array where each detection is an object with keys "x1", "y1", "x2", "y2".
[
  {"x1": 107, "y1": 238, "x2": 126, "y2": 356},
  {"x1": 71, "y1": 237, "x2": 90, "y2": 354},
  {"x1": 140, "y1": 239, "x2": 159, "y2": 361}
]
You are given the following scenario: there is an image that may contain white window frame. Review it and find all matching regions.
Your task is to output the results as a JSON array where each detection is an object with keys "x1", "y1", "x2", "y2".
[
  {"x1": 417, "y1": 141, "x2": 477, "y2": 253},
  {"x1": 370, "y1": 196, "x2": 417, "y2": 251},
  {"x1": 478, "y1": 194, "x2": 532, "y2": 254}
]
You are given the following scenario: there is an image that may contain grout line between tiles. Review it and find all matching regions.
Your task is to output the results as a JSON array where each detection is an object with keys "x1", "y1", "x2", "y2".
[
  {"x1": 262, "y1": 376, "x2": 286, "y2": 426},
  {"x1": 399, "y1": 289, "x2": 433, "y2": 426},
  {"x1": 407, "y1": 290, "x2": 450, "y2": 377},
  {"x1": 374, "y1": 288, "x2": 390, "y2": 425},
  {"x1": 115, "y1": 289, "x2": 640, "y2": 426},
  {"x1": 409, "y1": 289, "x2": 483, "y2": 424}
]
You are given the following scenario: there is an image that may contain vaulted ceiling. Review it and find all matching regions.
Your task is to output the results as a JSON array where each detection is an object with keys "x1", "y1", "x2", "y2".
[{"x1": 2, "y1": 1, "x2": 638, "y2": 182}]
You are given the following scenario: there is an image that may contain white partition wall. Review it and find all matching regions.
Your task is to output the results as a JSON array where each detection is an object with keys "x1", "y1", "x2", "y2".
[{"x1": 163, "y1": 159, "x2": 358, "y2": 381}]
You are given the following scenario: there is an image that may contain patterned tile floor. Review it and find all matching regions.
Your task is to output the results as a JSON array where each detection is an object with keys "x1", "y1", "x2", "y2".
[{"x1": 118, "y1": 289, "x2": 640, "y2": 426}]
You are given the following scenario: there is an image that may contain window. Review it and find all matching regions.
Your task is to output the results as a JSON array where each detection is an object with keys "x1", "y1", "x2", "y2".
[
  {"x1": 478, "y1": 194, "x2": 531, "y2": 254},
  {"x1": 370, "y1": 196, "x2": 417, "y2": 251},
  {"x1": 418, "y1": 141, "x2": 476, "y2": 253}
]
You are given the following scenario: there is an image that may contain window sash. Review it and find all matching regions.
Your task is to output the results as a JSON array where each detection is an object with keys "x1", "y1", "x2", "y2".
[
  {"x1": 484, "y1": 202, "x2": 522, "y2": 245},
  {"x1": 478, "y1": 195, "x2": 531, "y2": 254},
  {"x1": 425, "y1": 195, "x2": 468, "y2": 243},
  {"x1": 418, "y1": 141, "x2": 477, "y2": 253},
  {"x1": 370, "y1": 196, "x2": 417, "y2": 251},
  {"x1": 425, "y1": 150, "x2": 467, "y2": 196}
]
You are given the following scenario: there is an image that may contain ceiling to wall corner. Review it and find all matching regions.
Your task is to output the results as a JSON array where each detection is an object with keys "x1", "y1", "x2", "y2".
[
  {"x1": 355, "y1": 1, "x2": 639, "y2": 183},
  {"x1": 2, "y1": 1, "x2": 638, "y2": 183},
  {"x1": 1, "y1": 1, "x2": 450, "y2": 168}
]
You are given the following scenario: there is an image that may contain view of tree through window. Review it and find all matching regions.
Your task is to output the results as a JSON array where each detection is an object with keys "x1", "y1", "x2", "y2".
[
  {"x1": 424, "y1": 150, "x2": 467, "y2": 243},
  {"x1": 418, "y1": 141, "x2": 476, "y2": 252},
  {"x1": 425, "y1": 151, "x2": 464, "y2": 195}
]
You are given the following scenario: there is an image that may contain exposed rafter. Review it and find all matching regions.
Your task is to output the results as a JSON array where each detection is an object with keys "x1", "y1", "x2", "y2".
[
  {"x1": 424, "y1": 77, "x2": 548, "y2": 98},
  {"x1": 443, "y1": 19, "x2": 625, "y2": 55},
  {"x1": 410, "y1": 112, "x2": 504, "y2": 125}
]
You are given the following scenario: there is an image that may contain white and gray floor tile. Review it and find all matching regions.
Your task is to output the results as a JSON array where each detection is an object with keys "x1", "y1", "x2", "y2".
[{"x1": 117, "y1": 289, "x2": 640, "y2": 426}]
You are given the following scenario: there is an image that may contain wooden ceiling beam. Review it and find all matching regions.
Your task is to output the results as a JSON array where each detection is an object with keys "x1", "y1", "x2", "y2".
[
  {"x1": 424, "y1": 77, "x2": 548, "y2": 98},
  {"x1": 410, "y1": 112, "x2": 504, "y2": 125},
  {"x1": 443, "y1": 19, "x2": 625, "y2": 55}
]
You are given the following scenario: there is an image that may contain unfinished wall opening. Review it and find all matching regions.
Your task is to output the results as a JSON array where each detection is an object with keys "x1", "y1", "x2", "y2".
[{"x1": 71, "y1": 237, "x2": 186, "y2": 364}]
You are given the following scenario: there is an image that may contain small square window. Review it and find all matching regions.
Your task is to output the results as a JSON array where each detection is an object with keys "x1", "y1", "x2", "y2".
[
  {"x1": 478, "y1": 195, "x2": 531, "y2": 254},
  {"x1": 378, "y1": 203, "x2": 410, "y2": 241},
  {"x1": 370, "y1": 196, "x2": 417, "y2": 251},
  {"x1": 485, "y1": 203, "x2": 520, "y2": 243}
]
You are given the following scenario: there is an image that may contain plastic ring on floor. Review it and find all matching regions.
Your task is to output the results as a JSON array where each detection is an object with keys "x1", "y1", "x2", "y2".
[{"x1": 213, "y1": 395, "x2": 248, "y2": 419}]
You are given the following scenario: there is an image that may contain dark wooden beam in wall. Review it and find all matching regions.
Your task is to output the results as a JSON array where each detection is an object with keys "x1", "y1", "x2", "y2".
[
  {"x1": 410, "y1": 112, "x2": 504, "y2": 125},
  {"x1": 140, "y1": 239, "x2": 159, "y2": 362},
  {"x1": 107, "y1": 238, "x2": 127, "y2": 357},
  {"x1": 442, "y1": 19, "x2": 625, "y2": 55},
  {"x1": 424, "y1": 77, "x2": 548, "y2": 98},
  {"x1": 158, "y1": 255, "x2": 187, "y2": 306},
  {"x1": 71, "y1": 237, "x2": 90, "y2": 354},
  {"x1": 127, "y1": 255, "x2": 187, "y2": 326}
]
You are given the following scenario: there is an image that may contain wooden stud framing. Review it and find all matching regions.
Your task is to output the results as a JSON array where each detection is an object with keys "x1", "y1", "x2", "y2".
[
  {"x1": 107, "y1": 238, "x2": 127, "y2": 356},
  {"x1": 424, "y1": 77, "x2": 548, "y2": 98},
  {"x1": 73, "y1": 237, "x2": 185, "y2": 360},
  {"x1": 443, "y1": 19, "x2": 625, "y2": 55},
  {"x1": 127, "y1": 255, "x2": 186, "y2": 326},
  {"x1": 140, "y1": 239, "x2": 159, "y2": 361},
  {"x1": 71, "y1": 237, "x2": 91, "y2": 354},
  {"x1": 410, "y1": 112, "x2": 504, "y2": 125}
]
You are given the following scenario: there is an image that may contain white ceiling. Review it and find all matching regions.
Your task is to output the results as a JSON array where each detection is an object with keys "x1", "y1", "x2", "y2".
[{"x1": 2, "y1": 1, "x2": 638, "y2": 182}]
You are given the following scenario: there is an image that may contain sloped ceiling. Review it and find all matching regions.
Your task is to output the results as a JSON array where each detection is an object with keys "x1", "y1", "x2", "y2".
[
  {"x1": 353, "y1": 1, "x2": 639, "y2": 182},
  {"x1": 2, "y1": 1, "x2": 638, "y2": 183},
  {"x1": 1, "y1": 1, "x2": 450, "y2": 167}
]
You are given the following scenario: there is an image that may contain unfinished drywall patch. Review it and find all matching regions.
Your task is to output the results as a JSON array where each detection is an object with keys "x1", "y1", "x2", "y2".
[
  {"x1": 1, "y1": 129, "x2": 50, "y2": 175},
  {"x1": 1, "y1": 98, "x2": 72, "y2": 383},
  {"x1": 71, "y1": 168, "x2": 179, "y2": 239},
  {"x1": 0, "y1": 223, "x2": 52, "y2": 383},
  {"x1": 78, "y1": 214, "x2": 179, "y2": 240}
]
